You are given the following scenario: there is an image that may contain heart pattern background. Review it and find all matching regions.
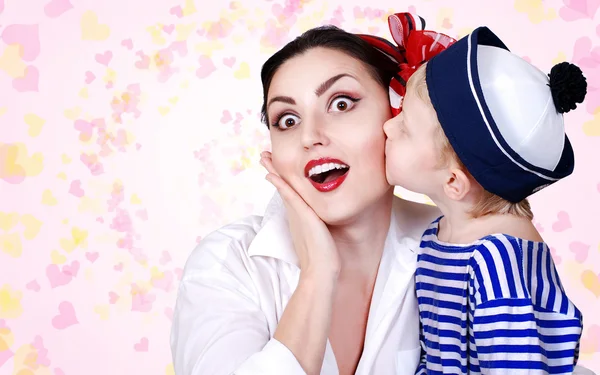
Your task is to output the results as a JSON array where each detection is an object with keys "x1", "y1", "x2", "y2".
[{"x1": 1, "y1": 0, "x2": 600, "y2": 374}]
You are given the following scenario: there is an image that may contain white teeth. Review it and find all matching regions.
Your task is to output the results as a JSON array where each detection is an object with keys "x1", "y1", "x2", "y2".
[{"x1": 308, "y1": 162, "x2": 349, "y2": 177}]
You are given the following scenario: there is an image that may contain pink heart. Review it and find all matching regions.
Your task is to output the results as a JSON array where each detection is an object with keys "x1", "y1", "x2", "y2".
[
  {"x1": 131, "y1": 292, "x2": 156, "y2": 312},
  {"x1": 85, "y1": 71, "x2": 95, "y2": 84},
  {"x1": 163, "y1": 24, "x2": 175, "y2": 34},
  {"x1": 174, "y1": 267, "x2": 183, "y2": 280},
  {"x1": 26, "y1": 280, "x2": 41, "y2": 292},
  {"x1": 54, "y1": 368, "x2": 65, "y2": 375},
  {"x1": 1, "y1": 24, "x2": 40, "y2": 61},
  {"x1": 533, "y1": 221, "x2": 544, "y2": 233},
  {"x1": 441, "y1": 18, "x2": 453, "y2": 29},
  {"x1": 95, "y1": 51, "x2": 112, "y2": 66},
  {"x1": 220, "y1": 110, "x2": 232, "y2": 123},
  {"x1": 135, "y1": 51, "x2": 150, "y2": 69},
  {"x1": 223, "y1": 56, "x2": 236, "y2": 67},
  {"x1": 170, "y1": 6, "x2": 183, "y2": 18},
  {"x1": 46, "y1": 264, "x2": 73, "y2": 288},
  {"x1": 121, "y1": 38, "x2": 133, "y2": 50},
  {"x1": 0, "y1": 349, "x2": 13, "y2": 368},
  {"x1": 164, "y1": 307, "x2": 174, "y2": 321},
  {"x1": 69, "y1": 179, "x2": 85, "y2": 197},
  {"x1": 0, "y1": 0, "x2": 4, "y2": 13},
  {"x1": 52, "y1": 301, "x2": 78, "y2": 329},
  {"x1": 62, "y1": 261, "x2": 79, "y2": 277},
  {"x1": 560, "y1": 0, "x2": 600, "y2": 20},
  {"x1": 552, "y1": 211, "x2": 571, "y2": 232},
  {"x1": 597, "y1": 182, "x2": 600, "y2": 192},
  {"x1": 197, "y1": 55, "x2": 216, "y2": 79},
  {"x1": 569, "y1": 241, "x2": 590, "y2": 263},
  {"x1": 44, "y1": 0, "x2": 72, "y2": 18},
  {"x1": 108, "y1": 291, "x2": 119, "y2": 304},
  {"x1": 197, "y1": 29, "x2": 205, "y2": 36},
  {"x1": 549, "y1": 247, "x2": 562, "y2": 265},
  {"x1": 134, "y1": 337, "x2": 149, "y2": 352},
  {"x1": 85, "y1": 252, "x2": 98, "y2": 263},
  {"x1": 169, "y1": 41, "x2": 188, "y2": 57},
  {"x1": 114, "y1": 263, "x2": 123, "y2": 271},
  {"x1": 152, "y1": 271, "x2": 174, "y2": 292},
  {"x1": 96, "y1": 217, "x2": 104, "y2": 223},
  {"x1": 196, "y1": 236, "x2": 202, "y2": 244},
  {"x1": 159, "y1": 251, "x2": 171, "y2": 265},
  {"x1": 13, "y1": 66, "x2": 39, "y2": 92}
]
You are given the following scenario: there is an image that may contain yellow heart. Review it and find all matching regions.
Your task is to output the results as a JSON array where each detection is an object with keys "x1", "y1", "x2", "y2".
[
  {"x1": 553, "y1": 52, "x2": 567, "y2": 65},
  {"x1": 232, "y1": 34, "x2": 245, "y2": 45},
  {"x1": 59, "y1": 238, "x2": 75, "y2": 253},
  {"x1": 0, "y1": 232, "x2": 22, "y2": 258},
  {"x1": 78, "y1": 87, "x2": 89, "y2": 99},
  {"x1": 168, "y1": 96, "x2": 179, "y2": 105},
  {"x1": 41, "y1": 190, "x2": 57, "y2": 206},
  {"x1": 166, "y1": 363, "x2": 175, "y2": 375},
  {"x1": 146, "y1": 25, "x2": 166, "y2": 46},
  {"x1": 20, "y1": 215, "x2": 42, "y2": 240},
  {"x1": 81, "y1": 11, "x2": 110, "y2": 41},
  {"x1": 0, "y1": 45, "x2": 26, "y2": 78},
  {"x1": 514, "y1": 0, "x2": 556, "y2": 24},
  {"x1": 103, "y1": 68, "x2": 117, "y2": 84},
  {"x1": 195, "y1": 41, "x2": 224, "y2": 57},
  {"x1": 50, "y1": 250, "x2": 67, "y2": 265},
  {"x1": 64, "y1": 106, "x2": 81, "y2": 120},
  {"x1": 0, "y1": 326, "x2": 14, "y2": 351},
  {"x1": 56, "y1": 172, "x2": 67, "y2": 180},
  {"x1": 182, "y1": 0, "x2": 197, "y2": 16},
  {"x1": 176, "y1": 22, "x2": 196, "y2": 41},
  {"x1": 131, "y1": 194, "x2": 142, "y2": 205},
  {"x1": 62, "y1": 219, "x2": 68, "y2": 225},
  {"x1": 94, "y1": 304, "x2": 110, "y2": 320},
  {"x1": 180, "y1": 80, "x2": 189, "y2": 89},
  {"x1": 234, "y1": 62, "x2": 250, "y2": 80},
  {"x1": 24, "y1": 114, "x2": 45, "y2": 138},
  {"x1": 71, "y1": 227, "x2": 88, "y2": 249},
  {"x1": 0, "y1": 107, "x2": 6, "y2": 117},
  {"x1": 583, "y1": 111, "x2": 600, "y2": 136},
  {"x1": 0, "y1": 212, "x2": 19, "y2": 231},
  {"x1": 61, "y1": 154, "x2": 71, "y2": 164},
  {"x1": 0, "y1": 284, "x2": 23, "y2": 318},
  {"x1": 158, "y1": 106, "x2": 170, "y2": 116},
  {"x1": 582, "y1": 270, "x2": 600, "y2": 297}
]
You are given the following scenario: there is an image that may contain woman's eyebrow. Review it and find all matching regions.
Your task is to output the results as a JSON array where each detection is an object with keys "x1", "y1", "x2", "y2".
[
  {"x1": 315, "y1": 73, "x2": 356, "y2": 97},
  {"x1": 267, "y1": 96, "x2": 296, "y2": 110}
]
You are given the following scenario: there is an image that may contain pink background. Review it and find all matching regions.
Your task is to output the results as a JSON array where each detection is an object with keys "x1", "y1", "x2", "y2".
[{"x1": 1, "y1": 0, "x2": 599, "y2": 374}]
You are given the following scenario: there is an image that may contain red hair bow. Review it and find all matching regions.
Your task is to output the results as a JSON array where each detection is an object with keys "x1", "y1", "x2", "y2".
[{"x1": 359, "y1": 13, "x2": 456, "y2": 116}]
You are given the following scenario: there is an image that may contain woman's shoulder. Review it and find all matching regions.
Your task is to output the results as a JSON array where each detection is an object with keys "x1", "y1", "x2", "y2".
[
  {"x1": 180, "y1": 215, "x2": 264, "y2": 281},
  {"x1": 392, "y1": 196, "x2": 441, "y2": 240}
]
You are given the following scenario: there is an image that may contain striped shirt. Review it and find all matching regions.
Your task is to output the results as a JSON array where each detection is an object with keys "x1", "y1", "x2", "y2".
[{"x1": 415, "y1": 218, "x2": 582, "y2": 374}]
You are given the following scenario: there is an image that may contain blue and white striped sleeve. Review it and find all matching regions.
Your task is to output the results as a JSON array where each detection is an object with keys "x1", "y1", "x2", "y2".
[{"x1": 470, "y1": 235, "x2": 582, "y2": 374}]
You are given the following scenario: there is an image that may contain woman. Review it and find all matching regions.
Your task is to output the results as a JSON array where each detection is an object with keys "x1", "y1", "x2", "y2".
[{"x1": 170, "y1": 17, "x2": 442, "y2": 375}]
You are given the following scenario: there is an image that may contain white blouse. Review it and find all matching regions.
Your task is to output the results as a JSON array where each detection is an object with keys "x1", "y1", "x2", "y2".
[{"x1": 170, "y1": 193, "x2": 440, "y2": 375}]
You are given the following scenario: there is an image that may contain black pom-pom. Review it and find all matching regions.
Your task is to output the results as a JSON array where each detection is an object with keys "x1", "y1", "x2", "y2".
[{"x1": 548, "y1": 62, "x2": 587, "y2": 114}]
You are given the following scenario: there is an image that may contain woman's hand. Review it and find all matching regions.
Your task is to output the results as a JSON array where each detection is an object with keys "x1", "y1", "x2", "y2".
[
  {"x1": 260, "y1": 151, "x2": 340, "y2": 280},
  {"x1": 260, "y1": 151, "x2": 341, "y2": 374}
]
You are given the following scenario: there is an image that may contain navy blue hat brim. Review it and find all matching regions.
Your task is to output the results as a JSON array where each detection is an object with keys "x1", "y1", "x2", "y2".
[{"x1": 425, "y1": 27, "x2": 574, "y2": 203}]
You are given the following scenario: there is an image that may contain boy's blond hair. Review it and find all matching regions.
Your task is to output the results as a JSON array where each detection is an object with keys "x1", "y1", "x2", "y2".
[{"x1": 406, "y1": 64, "x2": 533, "y2": 220}]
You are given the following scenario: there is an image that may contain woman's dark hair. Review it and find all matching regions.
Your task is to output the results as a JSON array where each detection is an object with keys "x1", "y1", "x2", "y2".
[{"x1": 260, "y1": 25, "x2": 398, "y2": 127}]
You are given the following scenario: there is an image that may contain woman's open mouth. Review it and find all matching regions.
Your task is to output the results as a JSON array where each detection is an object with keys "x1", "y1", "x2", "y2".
[{"x1": 305, "y1": 158, "x2": 350, "y2": 192}]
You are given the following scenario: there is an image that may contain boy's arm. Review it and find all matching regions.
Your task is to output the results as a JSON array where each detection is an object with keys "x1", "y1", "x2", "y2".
[{"x1": 471, "y1": 238, "x2": 582, "y2": 374}]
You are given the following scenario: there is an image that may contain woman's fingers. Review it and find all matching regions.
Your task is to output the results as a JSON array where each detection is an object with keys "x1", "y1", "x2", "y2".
[{"x1": 261, "y1": 155, "x2": 312, "y2": 216}]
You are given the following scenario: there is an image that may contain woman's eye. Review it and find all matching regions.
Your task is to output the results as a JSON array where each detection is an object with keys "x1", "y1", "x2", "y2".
[
  {"x1": 329, "y1": 96, "x2": 359, "y2": 112},
  {"x1": 276, "y1": 114, "x2": 301, "y2": 129}
]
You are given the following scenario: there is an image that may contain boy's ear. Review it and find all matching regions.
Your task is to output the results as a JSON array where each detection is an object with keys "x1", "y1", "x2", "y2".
[{"x1": 443, "y1": 166, "x2": 471, "y2": 201}]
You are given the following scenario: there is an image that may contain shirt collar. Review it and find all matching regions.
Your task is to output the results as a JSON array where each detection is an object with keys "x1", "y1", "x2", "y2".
[
  {"x1": 247, "y1": 193, "x2": 422, "y2": 269},
  {"x1": 247, "y1": 192, "x2": 299, "y2": 266}
]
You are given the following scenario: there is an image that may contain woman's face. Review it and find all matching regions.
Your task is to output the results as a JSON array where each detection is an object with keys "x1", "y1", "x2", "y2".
[{"x1": 266, "y1": 47, "x2": 393, "y2": 225}]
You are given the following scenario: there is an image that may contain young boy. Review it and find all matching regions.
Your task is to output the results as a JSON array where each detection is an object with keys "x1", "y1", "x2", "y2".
[{"x1": 383, "y1": 27, "x2": 587, "y2": 373}]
